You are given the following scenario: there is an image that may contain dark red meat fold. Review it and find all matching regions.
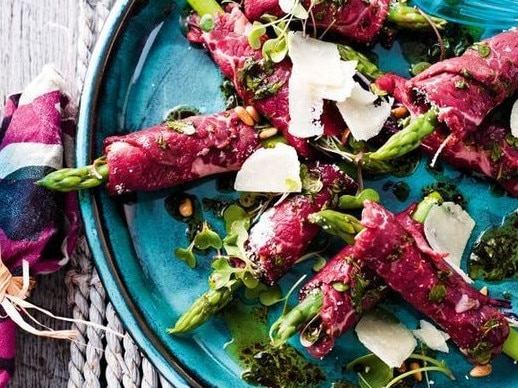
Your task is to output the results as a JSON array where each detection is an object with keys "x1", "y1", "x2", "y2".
[
  {"x1": 375, "y1": 30, "x2": 518, "y2": 196},
  {"x1": 243, "y1": 0, "x2": 390, "y2": 43},
  {"x1": 376, "y1": 30, "x2": 518, "y2": 141},
  {"x1": 299, "y1": 245, "x2": 385, "y2": 358},
  {"x1": 187, "y1": 5, "x2": 346, "y2": 157},
  {"x1": 102, "y1": 110, "x2": 260, "y2": 195},
  {"x1": 246, "y1": 163, "x2": 358, "y2": 285},
  {"x1": 421, "y1": 122, "x2": 518, "y2": 196},
  {"x1": 354, "y1": 200, "x2": 510, "y2": 365}
]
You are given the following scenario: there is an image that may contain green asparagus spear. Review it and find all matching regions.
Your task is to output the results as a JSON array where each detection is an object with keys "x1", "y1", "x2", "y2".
[
  {"x1": 269, "y1": 291, "x2": 323, "y2": 347},
  {"x1": 337, "y1": 45, "x2": 384, "y2": 80},
  {"x1": 366, "y1": 109, "x2": 439, "y2": 161},
  {"x1": 387, "y1": 4, "x2": 447, "y2": 30},
  {"x1": 269, "y1": 193, "x2": 443, "y2": 347},
  {"x1": 168, "y1": 279, "x2": 243, "y2": 333},
  {"x1": 36, "y1": 156, "x2": 108, "y2": 192},
  {"x1": 338, "y1": 188, "x2": 381, "y2": 210},
  {"x1": 308, "y1": 210, "x2": 364, "y2": 245},
  {"x1": 186, "y1": 0, "x2": 223, "y2": 16},
  {"x1": 503, "y1": 328, "x2": 518, "y2": 362}
]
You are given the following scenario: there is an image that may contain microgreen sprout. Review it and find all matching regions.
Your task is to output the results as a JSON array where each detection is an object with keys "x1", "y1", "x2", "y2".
[
  {"x1": 247, "y1": 0, "x2": 313, "y2": 62},
  {"x1": 174, "y1": 222, "x2": 222, "y2": 268}
]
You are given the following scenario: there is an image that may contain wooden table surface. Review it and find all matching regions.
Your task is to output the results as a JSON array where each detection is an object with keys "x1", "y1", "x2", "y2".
[{"x1": 2, "y1": 1, "x2": 84, "y2": 387}]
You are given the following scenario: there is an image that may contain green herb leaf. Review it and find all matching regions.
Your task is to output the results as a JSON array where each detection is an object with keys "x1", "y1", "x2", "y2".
[
  {"x1": 428, "y1": 283, "x2": 447, "y2": 303},
  {"x1": 259, "y1": 285, "x2": 283, "y2": 306},
  {"x1": 240, "y1": 270, "x2": 260, "y2": 289},
  {"x1": 175, "y1": 246, "x2": 196, "y2": 268},
  {"x1": 193, "y1": 223, "x2": 222, "y2": 250},
  {"x1": 248, "y1": 22, "x2": 266, "y2": 50},
  {"x1": 223, "y1": 204, "x2": 250, "y2": 233},
  {"x1": 210, "y1": 257, "x2": 235, "y2": 289},
  {"x1": 262, "y1": 37, "x2": 288, "y2": 63},
  {"x1": 312, "y1": 256, "x2": 327, "y2": 272}
]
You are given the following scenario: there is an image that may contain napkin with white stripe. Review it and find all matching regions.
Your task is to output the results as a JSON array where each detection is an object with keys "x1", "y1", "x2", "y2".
[{"x1": 0, "y1": 65, "x2": 79, "y2": 386}]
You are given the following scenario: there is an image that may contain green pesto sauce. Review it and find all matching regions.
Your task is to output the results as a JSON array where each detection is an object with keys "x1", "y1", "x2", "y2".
[
  {"x1": 469, "y1": 211, "x2": 518, "y2": 281},
  {"x1": 421, "y1": 180, "x2": 467, "y2": 208},
  {"x1": 222, "y1": 301, "x2": 326, "y2": 388},
  {"x1": 382, "y1": 180, "x2": 411, "y2": 202}
]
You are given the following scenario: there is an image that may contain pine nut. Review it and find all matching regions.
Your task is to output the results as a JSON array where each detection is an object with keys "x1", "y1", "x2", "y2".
[
  {"x1": 469, "y1": 364, "x2": 492, "y2": 378},
  {"x1": 479, "y1": 286, "x2": 488, "y2": 296},
  {"x1": 259, "y1": 127, "x2": 278, "y2": 139},
  {"x1": 179, "y1": 197, "x2": 193, "y2": 218},
  {"x1": 245, "y1": 105, "x2": 261, "y2": 123},
  {"x1": 409, "y1": 361, "x2": 422, "y2": 382},
  {"x1": 234, "y1": 106, "x2": 255, "y2": 126},
  {"x1": 391, "y1": 106, "x2": 409, "y2": 119}
]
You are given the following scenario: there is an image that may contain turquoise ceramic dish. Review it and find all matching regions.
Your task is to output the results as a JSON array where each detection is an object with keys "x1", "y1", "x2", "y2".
[{"x1": 77, "y1": 0, "x2": 518, "y2": 386}]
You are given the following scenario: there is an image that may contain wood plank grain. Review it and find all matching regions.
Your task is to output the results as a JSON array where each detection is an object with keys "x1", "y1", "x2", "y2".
[
  {"x1": 2, "y1": 1, "x2": 80, "y2": 387},
  {"x1": 1, "y1": 0, "x2": 80, "y2": 110}
]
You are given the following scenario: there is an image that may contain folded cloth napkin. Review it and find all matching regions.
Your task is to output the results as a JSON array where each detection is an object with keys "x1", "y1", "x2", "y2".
[{"x1": 0, "y1": 65, "x2": 79, "y2": 386}]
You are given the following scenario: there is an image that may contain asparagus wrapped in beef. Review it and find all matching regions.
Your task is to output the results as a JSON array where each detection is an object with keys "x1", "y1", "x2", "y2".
[
  {"x1": 169, "y1": 163, "x2": 358, "y2": 333},
  {"x1": 288, "y1": 246, "x2": 386, "y2": 358},
  {"x1": 420, "y1": 120, "x2": 518, "y2": 196},
  {"x1": 354, "y1": 201, "x2": 510, "y2": 365},
  {"x1": 372, "y1": 30, "x2": 518, "y2": 195},
  {"x1": 246, "y1": 164, "x2": 358, "y2": 286},
  {"x1": 270, "y1": 194, "x2": 440, "y2": 357},
  {"x1": 37, "y1": 110, "x2": 261, "y2": 195},
  {"x1": 375, "y1": 30, "x2": 518, "y2": 142},
  {"x1": 243, "y1": 0, "x2": 445, "y2": 44},
  {"x1": 187, "y1": 4, "x2": 345, "y2": 157}
]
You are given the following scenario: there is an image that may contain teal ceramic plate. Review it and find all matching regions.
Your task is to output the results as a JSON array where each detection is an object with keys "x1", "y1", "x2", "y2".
[{"x1": 77, "y1": 0, "x2": 518, "y2": 386}]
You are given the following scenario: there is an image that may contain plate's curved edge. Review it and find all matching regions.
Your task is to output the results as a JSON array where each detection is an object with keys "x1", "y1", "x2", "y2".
[{"x1": 76, "y1": 1, "x2": 198, "y2": 386}]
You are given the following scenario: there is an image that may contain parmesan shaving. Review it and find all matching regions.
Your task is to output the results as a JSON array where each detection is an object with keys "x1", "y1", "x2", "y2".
[
  {"x1": 355, "y1": 311, "x2": 417, "y2": 368},
  {"x1": 234, "y1": 143, "x2": 302, "y2": 193},
  {"x1": 279, "y1": 0, "x2": 308, "y2": 19},
  {"x1": 413, "y1": 320, "x2": 450, "y2": 353},
  {"x1": 287, "y1": 31, "x2": 357, "y2": 138},
  {"x1": 511, "y1": 97, "x2": 518, "y2": 138},
  {"x1": 336, "y1": 83, "x2": 393, "y2": 141},
  {"x1": 424, "y1": 202, "x2": 475, "y2": 283}
]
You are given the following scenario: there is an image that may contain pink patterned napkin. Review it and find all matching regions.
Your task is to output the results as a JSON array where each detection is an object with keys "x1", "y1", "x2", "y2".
[{"x1": 0, "y1": 65, "x2": 79, "y2": 387}]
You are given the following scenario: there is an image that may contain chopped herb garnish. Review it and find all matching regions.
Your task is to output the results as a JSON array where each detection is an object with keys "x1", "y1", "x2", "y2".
[
  {"x1": 428, "y1": 284, "x2": 447, "y2": 303},
  {"x1": 455, "y1": 79, "x2": 469, "y2": 89},
  {"x1": 166, "y1": 120, "x2": 196, "y2": 134},
  {"x1": 473, "y1": 42, "x2": 491, "y2": 57}
]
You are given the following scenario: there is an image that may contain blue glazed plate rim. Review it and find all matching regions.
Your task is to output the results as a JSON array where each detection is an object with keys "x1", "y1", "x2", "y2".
[{"x1": 76, "y1": 0, "x2": 198, "y2": 386}]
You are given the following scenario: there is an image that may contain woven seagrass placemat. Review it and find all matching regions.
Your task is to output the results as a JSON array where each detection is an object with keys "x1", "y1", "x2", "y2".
[{"x1": 66, "y1": 2, "x2": 174, "y2": 386}]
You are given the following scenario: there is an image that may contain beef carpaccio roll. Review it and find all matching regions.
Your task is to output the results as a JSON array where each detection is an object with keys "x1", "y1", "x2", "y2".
[
  {"x1": 102, "y1": 110, "x2": 260, "y2": 195},
  {"x1": 374, "y1": 30, "x2": 518, "y2": 195},
  {"x1": 376, "y1": 30, "x2": 518, "y2": 142},
  {"x1": 187, "y1": 4, "x2": 346, "y2": 157},
  {"x1": 247, "y1": 163, "x2": 358, "y2": 285},
  {"x1": 298, "y1": 245, "x2": 386, "y2": 358},
  {"x1": 354, "y1": 200, "x2": 510, "y2": 365},
  {"x1": 420, "y1": 121, "x2": 518, "y2": 196},
  {"x1": 170, "y1": 163, "x2": 358, "y2": 333},
  {"x1": 243, "y1": 0, "x2": 390, "y2": 44}
]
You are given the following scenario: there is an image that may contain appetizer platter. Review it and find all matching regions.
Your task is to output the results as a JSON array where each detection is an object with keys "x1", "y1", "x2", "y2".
[{"x1": 40, "y1": 0, "x2": 518, "y2": 386}]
